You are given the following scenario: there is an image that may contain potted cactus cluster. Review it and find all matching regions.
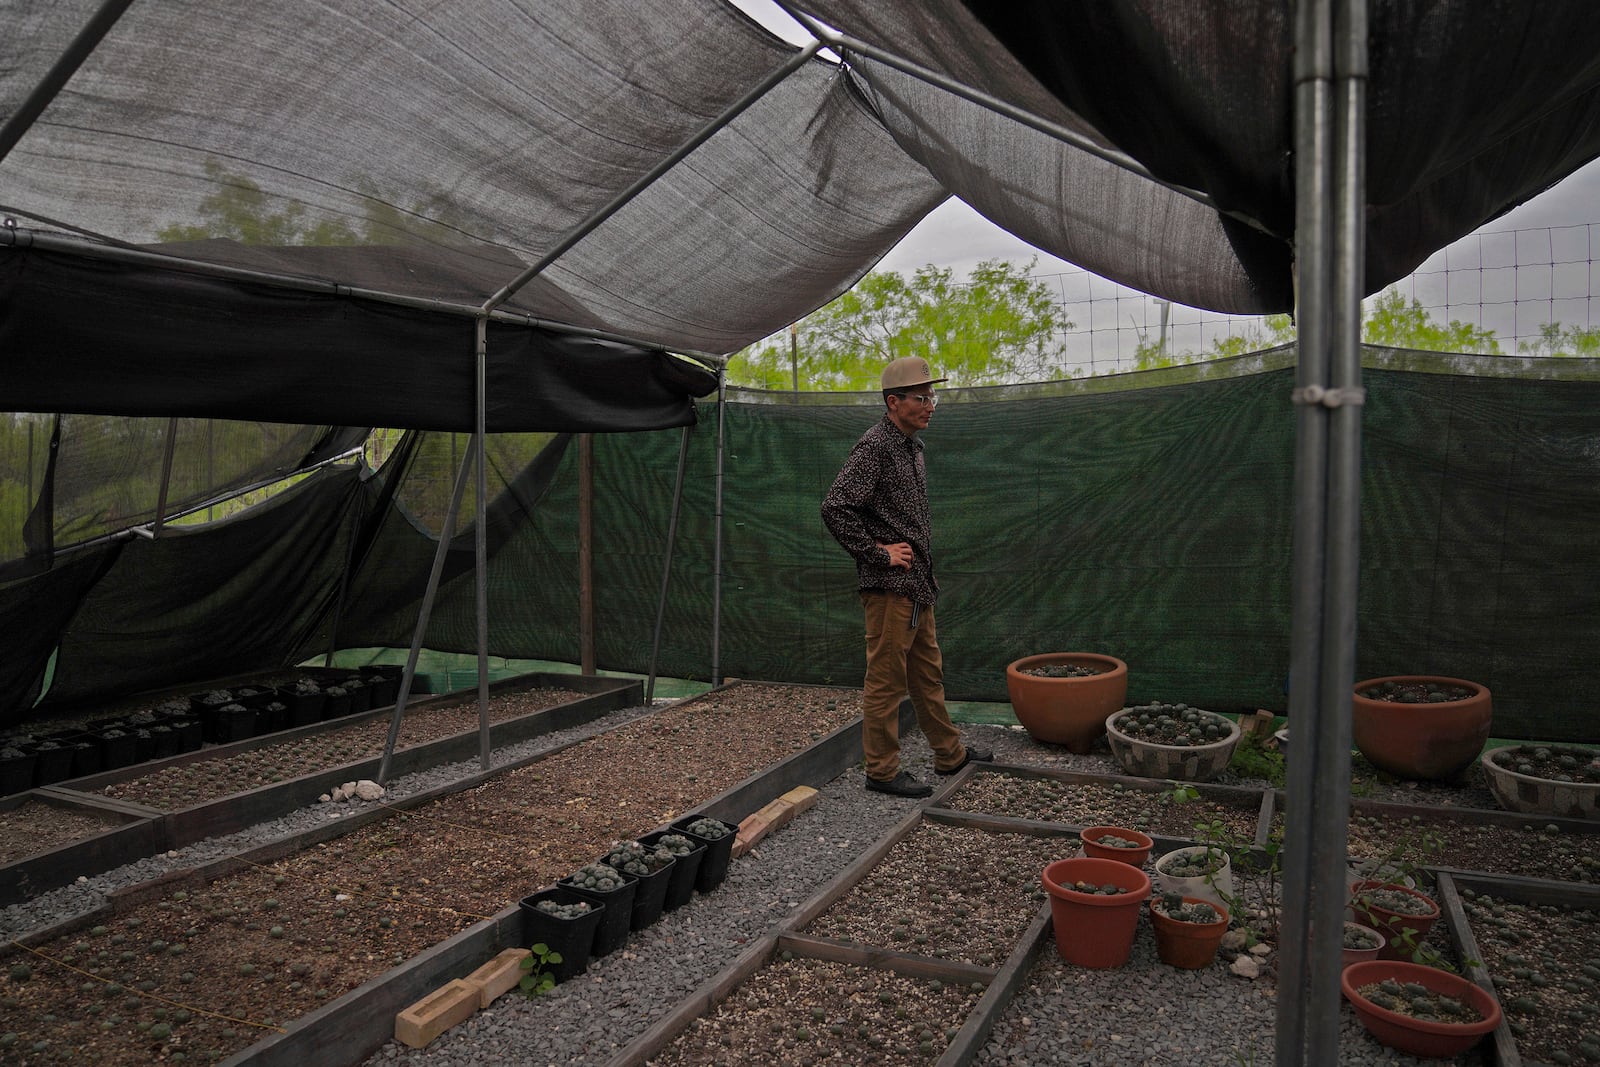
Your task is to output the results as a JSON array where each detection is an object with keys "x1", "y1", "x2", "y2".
[{"x1": 1105, "y1": 702, "x2": 1242, "y2": 782}]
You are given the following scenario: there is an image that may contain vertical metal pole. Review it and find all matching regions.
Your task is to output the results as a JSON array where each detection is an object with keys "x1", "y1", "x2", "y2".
[
  {"x1": 1311, "y1": 0, "x2": 1368, "y2": 1051},
  {"x1": 646, "y1": 425, "x2": 693, "y2": 703},
  {"x1": 710, "y1": 377, "x2": 727, "y2": 687},
  {"x1": 1279, "y1": 1, "x2": 1364, "y2": 1064},
  {"x1": 322, "y1": 497, "x2": 360, "y2": 668},
  {"x1": 578, "y1": 434, "x2": 596, "y2": 674},
  {"x1": 1278, "y1": 0, "x2": 1334, "y2": 1063},
  {"x1": 377, "y1": 433, "x2": 476, "y2": 784},
  {"x1": 474, "y1": 317, "x2": 491, "y2": 772},
  {"x1": 151, "y1": 418, "x2": 179, "y2": 534}
]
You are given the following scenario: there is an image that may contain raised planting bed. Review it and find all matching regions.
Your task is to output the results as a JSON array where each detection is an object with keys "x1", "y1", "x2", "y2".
[
  {"x1": 81, "y1": 673, "x2": 631, "y2": 809},
  {"x1": 611, "y1": 854, "x2": 1057, "y2": 1067},
  {"x1": 1272, "y1": 795, "x2": 1600, "y2": 886},
  {"x1": 0, "y1": 678, "x2": 637, "y2": 906},
  {"x1": 0, "y1": 790, "x2": 165, "y2": 908},
  {"x1": 801, "y1": 820, "x2": 1063, "y2": 968},
  {"x1": 639, "y1": 954, "x2": 989, "y2": 1065},
  {"x1": 1445, "y1": 872, "x2": 1600, "y2": 1067},
  {"x1": 0, "y1": 682, "x2": 876, "y2": 1066},
  {"x1": 933, "y1": 764, "x2": 1268, "y2": 849}
]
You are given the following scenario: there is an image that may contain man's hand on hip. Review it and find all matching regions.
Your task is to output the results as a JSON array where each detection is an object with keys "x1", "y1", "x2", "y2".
[{"x1": 880, "y1": 542, "x2": 913, "y2": 570}]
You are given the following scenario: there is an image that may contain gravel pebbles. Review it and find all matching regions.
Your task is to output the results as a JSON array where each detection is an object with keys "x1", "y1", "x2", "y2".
[{"x1": 2, "y1": 710, "x2": 1494, "y2": 1066}]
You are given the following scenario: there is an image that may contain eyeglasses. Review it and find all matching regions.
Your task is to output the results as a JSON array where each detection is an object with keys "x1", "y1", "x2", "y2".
[{"x1": 897, "y1": 392, "x2": 938, "y2": 408}]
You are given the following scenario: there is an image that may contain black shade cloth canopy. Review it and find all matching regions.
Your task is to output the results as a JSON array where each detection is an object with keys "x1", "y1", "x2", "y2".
[{"x1": 3, "y1": 0, "x2": 1600, "y2": 425}]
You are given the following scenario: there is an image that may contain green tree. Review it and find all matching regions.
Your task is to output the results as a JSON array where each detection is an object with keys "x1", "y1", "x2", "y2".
[
  {"x1": 157, "y1": 160, "x2": 359, "y2": 245},
  {"x1": 1361, "y1": 289, "x2": 1501, "y2": 353},
  {"x1": 1133, "y1": 314, "x2": 1295, "y2": 370},
  {"x1": 1517, "y1": 321, "x2": 1600, "y2": 358},
  {"x1": 727, "y1": 259, "x2": 1074, "y2": 389},
  {"x1": 156, "y1": 161, "x2": 470, "y2": 247}
]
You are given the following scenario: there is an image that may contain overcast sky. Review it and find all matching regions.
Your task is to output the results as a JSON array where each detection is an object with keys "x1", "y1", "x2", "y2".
[{"x1": 731, "y1": 0, "x2": 1599, "y2": 352}]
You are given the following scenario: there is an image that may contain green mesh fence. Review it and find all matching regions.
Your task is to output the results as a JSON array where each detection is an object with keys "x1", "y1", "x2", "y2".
[
  {"x1": 320, "y1": 346, "x2": 1600, "y2": 742},
  {"x1": 10, "y1": 347, "x2": 1600, "y2": 743}
]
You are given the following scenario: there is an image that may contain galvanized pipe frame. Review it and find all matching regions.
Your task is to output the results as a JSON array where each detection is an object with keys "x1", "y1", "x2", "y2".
[{"x1": 1278, "y1": 0, "x2": 1366, "y2": 1065}]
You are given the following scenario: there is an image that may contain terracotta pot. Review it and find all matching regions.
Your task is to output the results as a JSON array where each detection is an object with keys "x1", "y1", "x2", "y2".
[
  {"x1": 1351, "y1": 675, "x2": 1491, "y2": 781},
  {"x1": 1342, "y1": 960, "x2": 1501, "y2": 1059},
  {"x1": 1341, "y1": 921, "x2": 1386, "y2": 968},
  {"x1": 1480, "y1": 745, "x2": 1600, "y2": 821},
  {"x1": 1040, "y1": 856, "x2": 1150, "y2": 969},
  {"x1": 1005, "y1": 654, "x2": 1128, "y2": 752},
  {"x1": 1105, "y1": 708, "x2": 1241, "y2": 783},
  {"x1": 1079, "y1": 825, "x2": 1153, "y2": 867},
  {"x1": 1148, "y1": 895, "x2": 1230, "y2": 969},
  {"x1": 1349, "y1": 880, "x2": 1440, "y2": 961}
]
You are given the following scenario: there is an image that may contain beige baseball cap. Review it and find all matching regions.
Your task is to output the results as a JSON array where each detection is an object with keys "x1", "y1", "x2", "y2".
[{"x1": 880, "y1": 356, "x2": 948, "y2": 391}]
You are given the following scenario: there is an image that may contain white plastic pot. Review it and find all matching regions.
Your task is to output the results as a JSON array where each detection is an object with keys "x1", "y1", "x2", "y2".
[{"x1": 1152, "y1": 845, "x2": 1234, "y2": 911}]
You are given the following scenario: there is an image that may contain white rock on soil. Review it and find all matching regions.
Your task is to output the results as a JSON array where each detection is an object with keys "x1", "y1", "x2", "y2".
[
  {"x1": 1231, "y1": 955, "x2": 1262, "y2": 979},
  {"x1": 355, "y1": 780, "x2": 385, "y2": 801}
]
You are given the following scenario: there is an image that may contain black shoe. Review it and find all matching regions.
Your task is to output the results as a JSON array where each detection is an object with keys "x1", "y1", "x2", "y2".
[
  {"x1": 937, "y1": 746, "x2": 994, "y2": 775},
  {"x1": 865, "y1": 771, "x2": 933, "y2": 798}
]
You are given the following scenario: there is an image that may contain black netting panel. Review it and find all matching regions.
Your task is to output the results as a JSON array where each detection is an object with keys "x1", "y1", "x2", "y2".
[{"x1": 37, "y1": 468, "x2": 364, "y2": 711}]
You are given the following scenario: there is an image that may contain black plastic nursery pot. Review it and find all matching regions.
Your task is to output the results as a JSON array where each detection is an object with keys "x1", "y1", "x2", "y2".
[
  {"x1": 98, "y1": 731, "x2": 139, "y2": 771},
  {"x1": 623, "y1": 859, "x2": 675, "y2": 932},
  {"x1": 283, "y1": 689, "x2": 326, "y2": 727},
  {"x1": 642, "y1": 829, "x2": 706, "y2": 911},
  {"x1": 0, "y1": 751, "x2": 36, "y2": 796},
  {"x1": 518, "y1": 887, "x2": 605, "y2": 983},
  {"x1": 562, "y1": 872, "x2": 637, "y2": 957},
  {"x1": 28, "y1": 744, "x2": 76, "y2": 787},
  {"x1": 672, "y1": 815, "x2": 739, "y2": 893}
]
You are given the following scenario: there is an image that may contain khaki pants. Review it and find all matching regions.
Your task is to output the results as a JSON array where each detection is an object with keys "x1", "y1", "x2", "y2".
[{"x1": 859, "y1": 591, "x2": 966, "y2": 781}]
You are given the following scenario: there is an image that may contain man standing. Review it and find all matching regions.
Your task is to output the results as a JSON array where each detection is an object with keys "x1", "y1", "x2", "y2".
[{"x1": 821, "y1": 356, "x2": 992, "y2": 798}]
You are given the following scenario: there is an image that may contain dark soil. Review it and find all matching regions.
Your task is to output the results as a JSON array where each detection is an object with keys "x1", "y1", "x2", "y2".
[
  {"x1": 940, "y1": 771, "x2": 1261, "y2": 843},
  {"x1": 0, "y1": 684, "x2": 860, "y2": 1065},
  {"x1": 1459, "y1": 888, "x2": 1600, "y2": 1066},
  {"x1": 645, "y1": 957, "x2": 984, "y2": 1067}
]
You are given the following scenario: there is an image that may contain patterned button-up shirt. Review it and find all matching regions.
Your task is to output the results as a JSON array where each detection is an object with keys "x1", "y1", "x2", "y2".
[{"x1": 821, "y1": 414, "x2": 939, "y2": 605}]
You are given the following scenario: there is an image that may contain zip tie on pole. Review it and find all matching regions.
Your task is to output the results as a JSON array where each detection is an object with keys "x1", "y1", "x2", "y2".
[{"x1": 1291, "y1": 384, "x2": 1366, "y2": 407}]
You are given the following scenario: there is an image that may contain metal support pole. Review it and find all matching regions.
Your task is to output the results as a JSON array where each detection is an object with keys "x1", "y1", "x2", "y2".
[
  {"x1": 150, "y1": 418, "x2": 179, "y2": 535},
  {"x1": 0, "y1": 0, "x2": 136, "y2": 166},
  {"x1": 646, "y1": 425, "x2": 693, "y2": 704},
  {"x1": 1278, "y1": 1, "x2": 1365, "y2": 1063},
  {"x1": 579, "y1": 433, "x2": 596, "y2": 674},
  {"x1": 482, "y1": 41, "x2": 823, "y2": 312},
  {"x1": 376, "y1": 430, "x2": 476, "y2": 784},
  {"x1": 474, "y1": 317, "x2": 491, "y2": 772},
  {"x1": 709, "y1": 377, "x2": 727, "y2": 687}
]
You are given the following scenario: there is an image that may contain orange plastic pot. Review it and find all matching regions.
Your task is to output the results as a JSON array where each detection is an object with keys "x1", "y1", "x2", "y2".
[
  {"x1": 1349, "y1": 880, "x2": 1440, "y2": 960},
  {"x1": 1351, "y1": 675, "x2": 1491, "y2": 781},
  {"x1": 1148, "y1": 895, "x2": 1230, "y2": 969},
  {"x1": 1079, "y1": 825, "x2": 1153, "y2": 867},
  {"x1": 1040, "y1": 856, "x2": 1150, "y2": 968},
  {"x1": 1005, "y1": 654, "x2": 1128, "y2": 752},
  {"x1": 1342, "y1": 960, "x2": 1501, "y2": 1058}
]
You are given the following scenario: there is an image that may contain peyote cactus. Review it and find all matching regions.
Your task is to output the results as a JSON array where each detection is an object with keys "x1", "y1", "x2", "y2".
[
  {"x1": 534, "y1": 899, "x2": 592, "y2": 920},
  {"x1": 604, "y1": 840, "x2": 672, "y2": 876},
  {"x1": 684, "y1": 817, "x2": 730, "y2": 840},
  {"x1": 652, "y1": 834, "x2": 697, "y2": 857},
  {"x1": 565, "y1": 863, "x2": 627, "y2": 892},
  {"x1": 1112, "y1": 703, "x2": 1232, "y2": 746}
]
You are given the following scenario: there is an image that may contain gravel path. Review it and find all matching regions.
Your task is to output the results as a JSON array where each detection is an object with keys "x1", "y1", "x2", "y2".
[{"x1": 2, "y1": 709, "x2": 1487, "y2": 1066}]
